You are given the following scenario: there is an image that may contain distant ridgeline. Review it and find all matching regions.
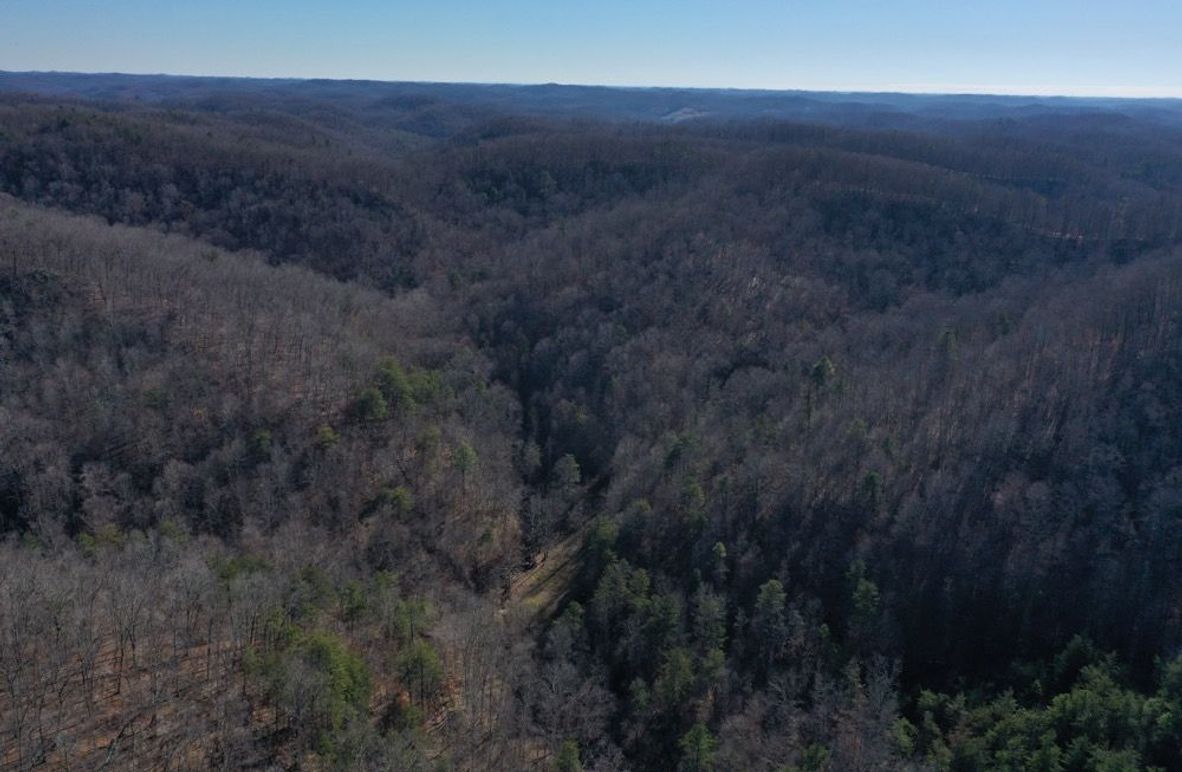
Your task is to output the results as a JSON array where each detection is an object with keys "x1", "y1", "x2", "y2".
[
  {"x1": 1, "y1": 71, "x2": 1182, "y2": 770},
  {"x1": 2, "y1": 70, "x2": 1182, "y2": 128}
]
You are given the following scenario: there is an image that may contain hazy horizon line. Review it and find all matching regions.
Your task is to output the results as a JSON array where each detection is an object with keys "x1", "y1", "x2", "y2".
[{"x1": 4, "y1": 68, "x2": 1182, "y2": 102}]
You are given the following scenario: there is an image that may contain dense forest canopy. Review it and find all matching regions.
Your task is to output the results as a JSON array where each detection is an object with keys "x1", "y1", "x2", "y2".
[{"x1": 2, "y1": 72, "x2": 1182, "y2": 770}]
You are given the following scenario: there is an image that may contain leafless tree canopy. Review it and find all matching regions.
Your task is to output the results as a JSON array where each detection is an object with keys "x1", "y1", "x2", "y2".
[{"x1": 2, "y1": 75, "x2": 1182, "y2": 770}]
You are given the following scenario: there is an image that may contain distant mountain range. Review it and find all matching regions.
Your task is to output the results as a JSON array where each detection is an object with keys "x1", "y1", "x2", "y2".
[{"x1": 3, "y1": 70, "x2": 1182, "y2": 132}]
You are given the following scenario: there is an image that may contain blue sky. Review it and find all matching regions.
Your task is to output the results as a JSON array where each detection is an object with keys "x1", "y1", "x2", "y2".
[{"x1": 1, "y1": 1, "x2": 1179, "y2": 97}]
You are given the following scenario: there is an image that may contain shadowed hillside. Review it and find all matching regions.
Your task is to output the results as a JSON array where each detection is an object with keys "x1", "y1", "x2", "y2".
[{"x1": 3, "y1": 73, "x2": 1182, "y2": 770}]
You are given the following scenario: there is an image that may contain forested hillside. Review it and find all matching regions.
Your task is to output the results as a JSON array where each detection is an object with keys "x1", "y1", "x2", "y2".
[{"x1": 3, "y1": 73, "x2": 1182, "y2": 770}]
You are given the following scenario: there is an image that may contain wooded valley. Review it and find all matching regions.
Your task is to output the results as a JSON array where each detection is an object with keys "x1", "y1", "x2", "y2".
[{"x1": 2, "y1": 73, "x2": 1182, "y2": 770}]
